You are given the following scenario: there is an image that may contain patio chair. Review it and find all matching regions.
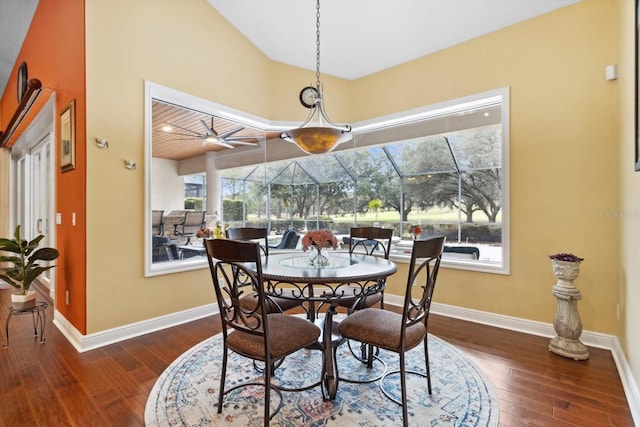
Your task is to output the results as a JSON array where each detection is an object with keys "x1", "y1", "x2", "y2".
[
  {"x1": 173, "y1": 211, "x2": 206, "y2": 245},
  {"x1": 151, "y1": 235, "x2": 179, "y2": 262},
  {"x1": 268, "y1": 229, "x2": 299, "y2": 250},
  {"x1": 203, "y1": 238, "x2": 321, "y2": 426},
  {"x1": 443, "y1": 245, "x2": 480, "y2": 260},
  {"x1": 152, "y1": 210, "x2": 164, "y2": 235},
  {"x1": 338, "y1": 236, "x2": 446, "y2": 427}
]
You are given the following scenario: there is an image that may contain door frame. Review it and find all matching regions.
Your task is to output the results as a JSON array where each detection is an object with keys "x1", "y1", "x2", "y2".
[{"x1": 9, "y1": 94, "x2": 57, "y2": 299}]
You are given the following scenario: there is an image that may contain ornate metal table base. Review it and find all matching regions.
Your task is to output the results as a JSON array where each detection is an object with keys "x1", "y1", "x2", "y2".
[
  {"x1": 4, "y1": 301, "x2": 48, "y2": 349},
  {"x1": 259, "y1": 253, "x2": 398, "y2": 400}
]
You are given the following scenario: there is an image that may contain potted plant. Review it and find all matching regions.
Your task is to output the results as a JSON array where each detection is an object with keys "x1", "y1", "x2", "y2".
[{"x1": 0, "y1": 225, "x2": 59, "y2": 309}]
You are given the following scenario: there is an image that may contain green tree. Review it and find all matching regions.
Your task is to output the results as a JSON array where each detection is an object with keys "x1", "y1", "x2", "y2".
[
  {"x1": 368, "y1": 198, "x2": 382, "y2": 220},
  {"x1": 433, "y1": 128, "x2": 502, "y2": 222}
]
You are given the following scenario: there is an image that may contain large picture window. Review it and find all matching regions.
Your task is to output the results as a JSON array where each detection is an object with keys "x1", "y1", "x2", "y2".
[{"x1": 145, "y1": 82, "x2": 509, "y2": 275}]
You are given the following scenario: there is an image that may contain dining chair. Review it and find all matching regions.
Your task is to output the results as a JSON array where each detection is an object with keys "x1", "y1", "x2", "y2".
[
  {"x1": 341, "y1": 226, "x2": 393, "y2": 311},
  {"x1": 337, "y1": 227, "x2": 394, "y2": 373},
  {"x1": 151, "y1": 210, "x2": 164, "y2": 235},
  {"x1": 225, "y1": 226, "x2": 269, "y2": 255},
  {"x1": 225, "y1": 227, "x2": 302, "y2": 313},
  {"x1": 338, "y1": 236, "x2": 446, "y2": 427},
  {"x1": 204, "y1": 238, "x2": 321, "y2": 426},
  {"x1": 173, "y1": 211, "x2": 206, "y2": 245}
]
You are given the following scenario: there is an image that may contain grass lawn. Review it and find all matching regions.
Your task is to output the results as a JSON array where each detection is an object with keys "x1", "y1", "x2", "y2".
[{"x1": 329, "y1": 207, "x2": 500, "y2": 224}]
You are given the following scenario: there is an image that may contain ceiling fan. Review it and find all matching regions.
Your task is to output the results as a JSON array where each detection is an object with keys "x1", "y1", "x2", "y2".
[{"x1": 163, "y1": 117, "x2": 259, "y2": 148}]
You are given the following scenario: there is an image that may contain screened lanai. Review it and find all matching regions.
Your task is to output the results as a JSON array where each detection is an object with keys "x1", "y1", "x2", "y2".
[{"x1": 219, "y1": 127, "x2": 502, "y2": 250}]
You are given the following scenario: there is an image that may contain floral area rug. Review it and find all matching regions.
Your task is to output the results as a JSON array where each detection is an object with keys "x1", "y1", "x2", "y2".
[{"x1": 145, "y1": 332, "x2": 499, "y2": 427}]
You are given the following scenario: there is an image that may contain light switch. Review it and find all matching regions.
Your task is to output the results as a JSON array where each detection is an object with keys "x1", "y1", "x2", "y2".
[
  {"x1": 56, "y1": 213, "x2": 62, "y2": 225},
  {"x1": 72, "y1": 213, "x2": 76, "y2": 226},
  {"x1": 605, "y1": 64, "x2": 618, "y2": 81}
]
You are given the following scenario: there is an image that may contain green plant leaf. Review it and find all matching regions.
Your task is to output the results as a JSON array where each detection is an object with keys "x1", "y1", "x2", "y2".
[
  {"x1": 0, "y1": 255, "x2": 21, "y2": 264},
  {"x1": 2, "y1": 225, "x2": 59, "y2": 293},
  {"x1": 24, "y1": 235, "x2": 45, "y2": 256},
  {"x1": 0, "y1": 275, "x2": 19, "y2": 289},
  {"x1": 30, "y1": 247, "x2": 60, "y2": 261},
  {"x1": 13, "y1": 225, "x2": 22, "y2": 241},
  {"x1": 24, "y1": 266, "x2": 54, "y2": 288},
  {"x1": 0, "y1": 238, "x2": 21, "y2": 252}
]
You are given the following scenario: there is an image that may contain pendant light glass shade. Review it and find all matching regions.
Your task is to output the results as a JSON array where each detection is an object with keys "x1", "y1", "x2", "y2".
[{"x1": 285, "y1": 126, "x2": 352, "y2": 155}]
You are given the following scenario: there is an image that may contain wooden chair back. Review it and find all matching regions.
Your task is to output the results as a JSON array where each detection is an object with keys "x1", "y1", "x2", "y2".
[
  {"x1": 226, "y1": 227, "x2": 269, "y2": 256},
  {"x1": 204, "y1": 238, "x2": 268, "y2": 338},
  {"x1": 401, "y1": 236, "x2": 446, "y2": 335}
]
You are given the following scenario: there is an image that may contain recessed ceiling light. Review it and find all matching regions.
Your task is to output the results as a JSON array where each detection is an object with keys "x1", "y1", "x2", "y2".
[{"x1": 162, "y1": 125, "x2": 173, "y2": 132}]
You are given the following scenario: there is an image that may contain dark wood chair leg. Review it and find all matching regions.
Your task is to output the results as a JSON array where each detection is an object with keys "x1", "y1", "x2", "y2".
[
  {"x1": 217, "y1": 346, "x2": 228, "y2": 413},
  {"x1": 424, "y1": 338, "x2": 432, "y2": 394},
  {"x1": 400, "y1": 352, "x2": 408, "y2": 427}
]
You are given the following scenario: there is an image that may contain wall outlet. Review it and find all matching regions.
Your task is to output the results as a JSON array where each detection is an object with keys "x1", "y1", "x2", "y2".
[{"x1": 65, "y1": 290, "x2": 70, "y2": 305}]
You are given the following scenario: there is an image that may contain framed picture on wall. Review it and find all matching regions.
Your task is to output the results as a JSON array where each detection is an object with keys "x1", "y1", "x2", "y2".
[{"x1": 60, "y1": 100, "x2": 76, "y2": 172}]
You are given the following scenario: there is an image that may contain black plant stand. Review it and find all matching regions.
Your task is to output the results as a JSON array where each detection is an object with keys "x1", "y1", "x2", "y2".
[{"x1": 3, "y1": 301, "x2": 48, "y2": 349}]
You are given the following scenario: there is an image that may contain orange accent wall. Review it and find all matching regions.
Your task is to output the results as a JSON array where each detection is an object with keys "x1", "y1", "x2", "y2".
[{"x1": 0, "y1": 0, "x2": 87, "y2": 333}]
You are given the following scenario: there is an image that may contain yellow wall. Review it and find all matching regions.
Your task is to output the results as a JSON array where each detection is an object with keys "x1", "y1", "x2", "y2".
[
  {"x1": 618, "y1": 0, "x2": 640, "y2": 402},
  {"x1": 85, "y1": 0, "x2": 623, "y2": 341},
  {"x1": 308, "y1": 1, "x2": 619, "y2": 333},
  {"x1": 86, "y1": 0, "x2": 259, "y2": 331},
  {"x1": 84, "y1": 0, "x2": 351, "y2": 332}
]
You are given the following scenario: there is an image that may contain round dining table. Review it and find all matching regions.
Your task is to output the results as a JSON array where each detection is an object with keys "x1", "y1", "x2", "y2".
[{"x1": 257, "y1": 251, "x2": 397, "y2": 399}]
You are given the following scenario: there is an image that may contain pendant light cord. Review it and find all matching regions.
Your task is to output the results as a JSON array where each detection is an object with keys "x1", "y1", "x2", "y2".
[{"x1": 315, "y1": 0, "x2": 321, "y2": 90}]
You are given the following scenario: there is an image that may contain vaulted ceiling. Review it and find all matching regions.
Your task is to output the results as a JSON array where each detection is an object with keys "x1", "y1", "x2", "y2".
[{"x1": 0, "y1": 0, "x2": 578, "y2": 159}]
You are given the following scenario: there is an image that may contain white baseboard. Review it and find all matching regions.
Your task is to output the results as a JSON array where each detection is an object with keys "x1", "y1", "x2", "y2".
[
  {"x1": 611, "y1": 335, "x2": 640, "y2": 426},
  {"x1": 53, "y1": 303, "x2": 219, "y2": 353},
  {"x1": 51, "y1": 297, "x2": 639, "y2": 426},
  {"x1": 387, "y1": 296, "x2": 640, "y2": 426}
]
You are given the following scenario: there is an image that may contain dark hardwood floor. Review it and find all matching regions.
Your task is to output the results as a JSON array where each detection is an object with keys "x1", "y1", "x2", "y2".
[{"x1": 0, "y1": 287, "x2": 634, "y2": 426}]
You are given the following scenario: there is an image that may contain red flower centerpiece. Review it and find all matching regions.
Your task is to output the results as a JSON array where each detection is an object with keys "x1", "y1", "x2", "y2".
[
  {"x1": 412, "y1": 225, "x2": 423, "y2": 240},
  {"x1": 302, "y1": 229, "x2": 338, "y2": 267}
]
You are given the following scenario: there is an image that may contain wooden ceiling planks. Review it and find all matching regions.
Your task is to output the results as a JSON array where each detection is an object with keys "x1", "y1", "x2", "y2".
[{"x1": 151, "y1": 100, "x2": 265, "y2": 160}]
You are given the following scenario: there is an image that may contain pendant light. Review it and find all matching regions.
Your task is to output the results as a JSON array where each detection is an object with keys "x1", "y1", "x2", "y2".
[{"x1": 280, "y1": 0, "x2": 352, "y2": 154}]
